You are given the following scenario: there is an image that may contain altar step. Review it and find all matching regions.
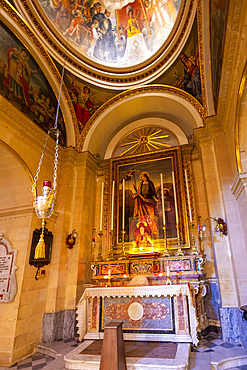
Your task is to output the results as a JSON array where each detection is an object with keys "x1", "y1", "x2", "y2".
[{"x1": 64, "y1": 340, "x2": 191, "y2": 369}]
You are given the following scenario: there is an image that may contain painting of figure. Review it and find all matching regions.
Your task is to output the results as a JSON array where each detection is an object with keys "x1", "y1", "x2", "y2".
[
  {"x1": 0, "y1": 22, "x2": 66, "y2": 145},
  {"x1": 118, "y1": 157, "x2": 177, "y2": 243},
  {"x1": 38, "y1": 0, "x2": 181, "y2": 67},
  {"x1": 154, "y1": 19, "x2": 202, "y2": 105},
  {"x1": 65, "y1": 71, "x2": 115, "y2": 131},
  {"x1": 180, "y1": 52, "x2": 201, "y2": 101}
]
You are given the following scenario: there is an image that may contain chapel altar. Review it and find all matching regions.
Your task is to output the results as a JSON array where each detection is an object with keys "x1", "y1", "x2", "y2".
[{"x1": 76, "y1": 148, "x2": 209, "y2": 346}]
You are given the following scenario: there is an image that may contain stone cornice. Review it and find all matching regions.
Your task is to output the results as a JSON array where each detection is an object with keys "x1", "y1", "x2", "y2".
[
  {"x1": 0, "y1": 205, "x2": 34, "y2": 220},
  {"x1": 231, "y1": 172, "x2": 247, "y2": 200}
]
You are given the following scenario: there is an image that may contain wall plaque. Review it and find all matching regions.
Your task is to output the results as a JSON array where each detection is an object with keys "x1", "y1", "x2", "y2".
[{"x1": 0, "y1": 233, "x2": 18, "y2": 303}]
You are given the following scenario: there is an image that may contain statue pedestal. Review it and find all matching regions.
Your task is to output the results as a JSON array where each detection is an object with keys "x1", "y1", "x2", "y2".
[{"x1": 90, "y1": 254, "x2": 206, "y2": 286}]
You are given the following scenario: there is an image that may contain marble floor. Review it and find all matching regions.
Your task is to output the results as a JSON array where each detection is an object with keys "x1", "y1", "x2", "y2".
[{"x1": 1, "y1": 333, "x2": 247, "y2": 369}]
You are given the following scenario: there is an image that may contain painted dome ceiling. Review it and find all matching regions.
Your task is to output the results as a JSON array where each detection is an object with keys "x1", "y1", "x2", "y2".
[
  {"x1": 14, "y1": 0, "x2": 195, "y2": 89},
  {"x1": 39, "y1": 0, "x2": 181, "y2": 67}
]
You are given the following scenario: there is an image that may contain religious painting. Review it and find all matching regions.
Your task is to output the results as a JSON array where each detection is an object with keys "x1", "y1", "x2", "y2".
[
  {"x1": 0, "y1": 21, "x2": 66, "y2": 145},
  {"x1": 110, "y1": 149, "x2": 187, "y2": 251},
  {"x1": 210, "y1": 0, "x2": 229, "y2": 110},
  {"x1": 64, "y1": 71, "x2": 116, "y2": 131},
  {"x1": 155, "y1": 19, "x2": 202, "y2": 104},
  {"x1": 38, "y1": 0, "x2": 181, "y2": 67}
]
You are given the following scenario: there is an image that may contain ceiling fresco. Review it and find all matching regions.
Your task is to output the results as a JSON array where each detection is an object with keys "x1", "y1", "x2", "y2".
[{"x1": 39, "y1": 0, "x2": 181, "y2": 67}]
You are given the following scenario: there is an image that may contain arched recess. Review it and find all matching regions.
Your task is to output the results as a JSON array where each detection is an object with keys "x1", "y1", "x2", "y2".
[
  {"x1": 0, "y1": 142, "x2": 33, "y2": 209},
  {"x1": 0, "y1": 3, "x2": 77, "y2": 148},
  {"x1": 81, "y1": 86, "x2": 205, "y2": 158},
  {"x1": 236, "y1": 62, "x2": 247, "y2": 173},
  {"x1": 105, "y1": 117, "x2": 188, "y2": 159}
]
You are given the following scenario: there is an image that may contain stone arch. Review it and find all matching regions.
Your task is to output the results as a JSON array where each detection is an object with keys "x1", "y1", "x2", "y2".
[
  {"x1": 236, "y1": 62, "x2": 247, "y2": 173},
  {"x1": 0, "y1": 141, "x2": 33, "y2": 210},
  {"x1": 81, "y1": 86, "x2": 204, "y2": 158}
]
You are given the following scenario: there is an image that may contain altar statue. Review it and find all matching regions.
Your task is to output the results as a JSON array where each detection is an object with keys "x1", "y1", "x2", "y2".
[{"x1": 132, "y1": 221, "x2": 153, "y2": 252}]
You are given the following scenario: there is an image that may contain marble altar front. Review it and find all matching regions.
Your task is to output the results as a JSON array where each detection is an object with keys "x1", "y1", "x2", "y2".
[{"x1": 76, "y1": 284, "x2": 198, "y2": 346}]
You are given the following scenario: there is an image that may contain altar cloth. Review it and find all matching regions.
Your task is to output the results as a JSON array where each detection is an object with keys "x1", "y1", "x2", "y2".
[{"x1": 76, "y1": 284, "x2": 198, "y2": 345}]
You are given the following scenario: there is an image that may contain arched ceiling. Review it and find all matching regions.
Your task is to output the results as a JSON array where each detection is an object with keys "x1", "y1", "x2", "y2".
[{"x1": 0, "y1": 0, "x2": 213, "y2": 158}]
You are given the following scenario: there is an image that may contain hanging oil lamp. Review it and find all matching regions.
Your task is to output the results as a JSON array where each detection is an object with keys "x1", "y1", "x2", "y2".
[{"x1": 31, "y1": 64, "x2": 65, "y2": 267}]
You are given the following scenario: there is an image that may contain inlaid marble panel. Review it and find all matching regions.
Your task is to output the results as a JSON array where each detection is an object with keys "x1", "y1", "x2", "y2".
[{"x1": 98, "y1": 295, "x2": 175, "y2": 333}]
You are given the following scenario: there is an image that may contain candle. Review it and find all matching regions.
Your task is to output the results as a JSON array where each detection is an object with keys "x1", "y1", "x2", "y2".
[
  {"x1": 99, "y1": 182, "x2": 104, "y2": 231},
  {"x1": 108, "y1": 268, "x2": 111, "y2": 279},
  {"x1": 122, "y1": 179, "x2": 125, "y2": 230},
  {"x1": 167, "y1": 265, "x2": 170, "y2": 277},
  {"x1": 160, "y1": 173, "x2": 166, "y2": 226},
  {"x1": 111, "y1": 180, "x2": 115, "y2": 230},
  {"x1": 172, "y1": 171, "x2": 179, "y2": 224},
  {"x1": 184, "y1": 170, "x2": 192, "y2": 223}
]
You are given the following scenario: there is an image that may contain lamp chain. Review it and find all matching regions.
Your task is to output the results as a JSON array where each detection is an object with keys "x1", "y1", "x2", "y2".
[
  {"x1": 31, "y1": 53, "x2": 66, "y2": 196},
  {"x1": 31, "y1": 131, "x2": 51, "y2": 196},
  {"x1": 53, "y1": 130, "x2": 59, "y2": 192}
]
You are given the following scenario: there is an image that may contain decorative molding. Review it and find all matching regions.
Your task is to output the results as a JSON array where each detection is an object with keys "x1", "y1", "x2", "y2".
[
  {"x1": 217, "y1": 0, "x2": 245, "y2": 124},
  {"x1": 197, "y1": 0, "x2": 208, "y2": 115},
  {"x1": 0, "y1": 205, "x2": 34, "y2": 220}
]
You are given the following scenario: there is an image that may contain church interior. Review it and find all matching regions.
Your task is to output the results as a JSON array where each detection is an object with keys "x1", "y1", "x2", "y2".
[{"x1": 0, "y1": 0, "x2": 247, "y2": 369}]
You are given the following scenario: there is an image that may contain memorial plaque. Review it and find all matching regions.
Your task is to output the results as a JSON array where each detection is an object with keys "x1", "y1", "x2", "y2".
[{"x1": 0, "y1": 233, "x2": 18, "y2": 303}]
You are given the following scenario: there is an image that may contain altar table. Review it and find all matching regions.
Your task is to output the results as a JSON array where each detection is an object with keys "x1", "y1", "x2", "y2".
[{"x1": 76, "y1": 284, "x2": 198, "y2": 346}]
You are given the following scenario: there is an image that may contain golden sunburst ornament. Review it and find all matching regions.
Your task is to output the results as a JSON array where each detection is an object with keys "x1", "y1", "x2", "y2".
[{"x1": 119, "y1": 127, "x2": 171, "y2": 156}]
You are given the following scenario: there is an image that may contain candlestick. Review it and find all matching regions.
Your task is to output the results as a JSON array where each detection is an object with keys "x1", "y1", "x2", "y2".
[
  {"x1": 97, "y1": 231, "x2": 103, "y2": 261},
  {"x1": 175, "y1": 223, "x2": 184, "y2": 256},
  {"x1": 185, "y1": 170, "x2": 192, "y2": 222},
  {"x1": 122, "y1": 179, "x2": 125, "y2": 230},
  {"x1": 166, "y1": 265, "x2": 171, "y2": 285},
  {"x1": 111, "y1": 180, "x2": 115, "y2": 230},
  {"x1": 160, "y1": 173, "x2": 165, "y2": 226},
  {"x1": 172, "y1": 171, "x2": 179, "y2": 224},
  {"x1": 166, "y1": 265, "x2": 170, "y2": 277},
  {"x1": 162, "y1": 225, "x2": 169, "y2": 257},
  {"x1": 118, "y1": 229, "x2": 127, "y2": 260},
  {"x1": 107, "y1": 230, "x2": 114, "y2": 260},
  {"x1": 99, "y1": 182, "x2": 104, "y2": 231}
]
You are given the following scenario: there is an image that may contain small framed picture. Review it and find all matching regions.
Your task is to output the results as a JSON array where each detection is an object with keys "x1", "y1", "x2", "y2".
[{"x1": 29, "y1": 228, "x2": 53, "y2": 268}]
